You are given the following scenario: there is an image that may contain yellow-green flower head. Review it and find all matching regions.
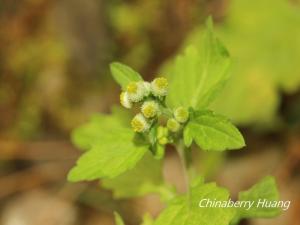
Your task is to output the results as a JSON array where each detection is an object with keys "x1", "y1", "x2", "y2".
[
  {"x1": 141, "y1": 100, "x2": 159, "y2": 118},
  {"x1": 151, "y1": 77, "x2": 168, "y2": 97},
  {"x1": 126, "y1": 81, "x2": 145, "y2": 102},
  {"x1": 167, "y1": 118, "x2": 181, "y2": 132},
  {"x1": 131, "y1": 113, "x2": 150, "y2": 133},
  {"x1": 174, "y1": 107, "x2": 189, "y2": 123},
  {"x1": 120, "y1": 91, "x2": 132, "y2": 109}
]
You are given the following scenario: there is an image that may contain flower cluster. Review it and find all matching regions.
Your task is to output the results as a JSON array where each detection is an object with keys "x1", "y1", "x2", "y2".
[
  {"x1": 119, "y1": 77, "x2": 189, "y2": 146},
  {"x1": 120, "y1": 77, "x2": 168, "y2": 132}
]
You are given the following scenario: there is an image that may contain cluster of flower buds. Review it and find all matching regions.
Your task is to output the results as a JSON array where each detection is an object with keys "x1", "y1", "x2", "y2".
[
  {"x1": 119, "y1": 77, "x2": 168, "y2": 133},
  {"x1": 167, "y1": 107, "x2": 189, "y2": 132},
  {"x1": 119, "y1": 76, "x2": 189, "y2": 148}
]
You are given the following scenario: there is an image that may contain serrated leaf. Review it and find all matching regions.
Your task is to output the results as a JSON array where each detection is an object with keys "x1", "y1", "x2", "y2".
[
  {"x1": 236, "y1": 176, "x2": 281, "y2": 220},
  {"x1": 114, "y1": 212, "x2": 125, "y2": 225},
  {"x1": 110, "y1": 62, "x2": 143, "y2": 90},
  {"x1": 68, "y1": 113, "x2": 149, "y2": 182},
  {"x1": 154, "y1": 182, "x2": 235, "y2": 225},
  {"x1": 102, "y1": 153, "x2": 164, "y2": 198},
  {"x1": 184, "y1": 110, "x2": 245, "y2": 151},
  {"x1": 68, "y1": 132, "x2": 148, "y2": 181},
  {"x1": 166, "y1": 18, "x2": 231, "y2": 110}
]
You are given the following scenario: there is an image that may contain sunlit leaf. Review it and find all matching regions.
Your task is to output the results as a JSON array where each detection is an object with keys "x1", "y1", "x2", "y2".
[
  {"x1": 166, "y1": 18, "x2": 231, "y2": 110},
  {"x1": 154, "y1": 182, "x2": 235, "y2": 225},
  {"x1": 110, "y1": 62, "x2": 143, "y2": 90},
  {"x1": 184, "y1": 110, "x2": 245, "y2": 151}
]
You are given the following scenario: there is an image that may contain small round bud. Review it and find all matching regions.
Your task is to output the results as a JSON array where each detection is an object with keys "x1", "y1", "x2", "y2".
[
  {"x1": 120, "y1": 92, "x2": 132, "y2": 109},
  {"x1": 167, "y1": 118, "x2": 181, "y2": 132},
  {"x1": 174, "y1": 107, "x2": 189, "y2": 123},
  {"x1": 131, "y1": 113, "x2": 150, "y2": 133},
  {"x1": 141, "y1": 101, "x2": 159, "y2": 118},
  {"x1": 127, "y1": 81, "x2": 145, "y2": 102},
  {"x1": 151, "y1": 77, "x2": 168, "y2": 97},
  {"x1": 158, "y1": 137, "x2": 168, "y2": 145}
]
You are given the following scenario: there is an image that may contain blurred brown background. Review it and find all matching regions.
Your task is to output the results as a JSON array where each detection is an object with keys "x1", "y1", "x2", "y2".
[{"x1": 1, "y1": 0, "x2": 300, "y2": 224}]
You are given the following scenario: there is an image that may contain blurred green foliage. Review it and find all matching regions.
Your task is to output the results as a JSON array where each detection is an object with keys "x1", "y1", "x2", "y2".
[{"x1": 183, "y1": 0, "x2": 300, "y2": 126}]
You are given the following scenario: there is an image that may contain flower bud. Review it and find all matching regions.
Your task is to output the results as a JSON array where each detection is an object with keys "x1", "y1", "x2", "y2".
[
  {"x1": 141, "y1": 100, "x2": 159, "y2": 118},
  {"x1": 126, "y1": 81, "x2": 145, "y2": 102},
  {"x1": 167, "y1": 118, "x2": 181, "y2": 132},
  {"x1": 158, "y1": 137, "x2": 168, "y2": 145},
  {"x1": 174, "y1": 107, "x2": 189, "y2": 123},
  {"x1": 120, "y1": 92, "x2": 132, "y2": 109},
  {"x1": 131, "y1": 113, "x2": 150, "y2": 133},
  {"x1": 151, "y1": 77, "x2": 168, "y2": 97},
  {"x1": 157, "y1": 126, "x2": 169, "y2": 145}
]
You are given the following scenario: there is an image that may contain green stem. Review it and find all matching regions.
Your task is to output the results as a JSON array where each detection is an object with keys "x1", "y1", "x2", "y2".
[{"x1": 177, "y1": 142, "x2": 190, "y2": 194}]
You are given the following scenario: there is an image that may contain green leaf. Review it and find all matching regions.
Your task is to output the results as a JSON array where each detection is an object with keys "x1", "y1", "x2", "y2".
[
  {"x1": 114, "y1": 212, "x2": 125, "y2": 225},
  {"x1": 184, "y1": 110, "x2": 245, "y2": 151},
  {"x1": 71, "y1": 107, "x2": 131, "y2": 151},
  {"x1": 166, "y1": 18, "x2": 231, "y2": 110},
  {"x1": 236, "y1": 176, "x2": 281, "y2": 220},
  {"x1": 68, "y1": 113, "x2": 149, "y2": 182},
  {"x1": 71, "y1": 115, "x2": 120, "y2": 151},
  {"x1": 101, "y1": 153, "x2": 164, "y2": 198},
  {"x1": 154, "y1": 182, "x2": 235, "y2": 225},
  {"x1": 110, "y1": 62, "x2": 143, "y2": 90},
  {"x1": 68, "y1": 132, "x2": 148, "y2": 181}
]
